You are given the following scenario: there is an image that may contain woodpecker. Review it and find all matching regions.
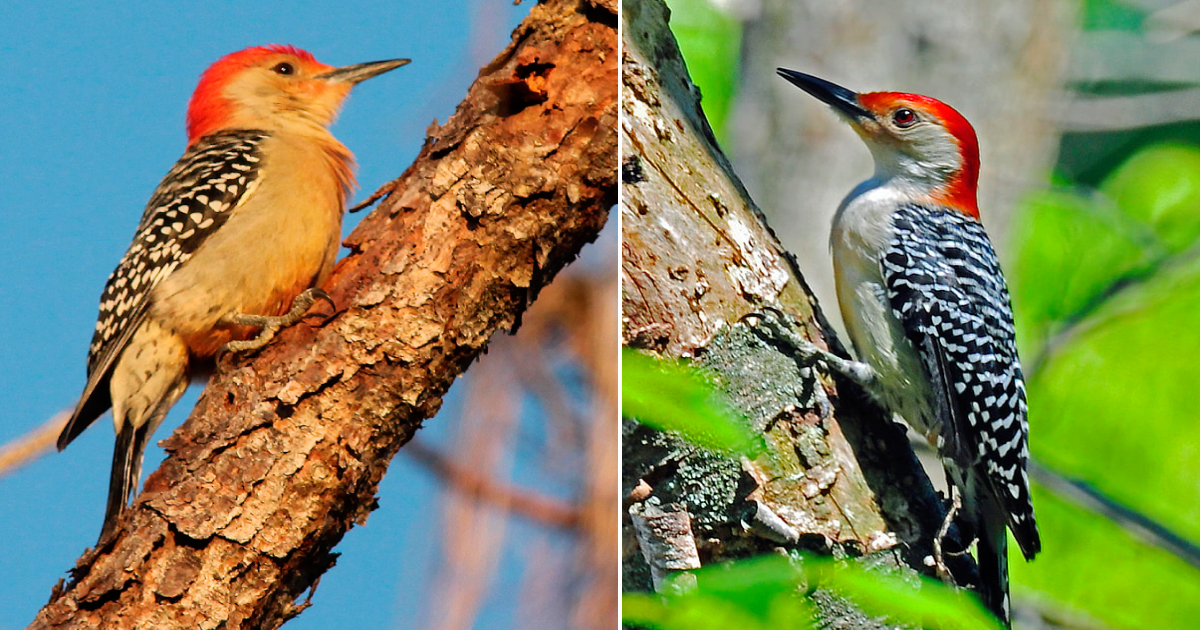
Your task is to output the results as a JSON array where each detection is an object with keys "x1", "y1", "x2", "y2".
[
  {"x1": 773, "y1": 69, "x2": 1039, "y2": 623},
  {"x1": 57, "y1": 45, "x2": 409, "y2": 542}
]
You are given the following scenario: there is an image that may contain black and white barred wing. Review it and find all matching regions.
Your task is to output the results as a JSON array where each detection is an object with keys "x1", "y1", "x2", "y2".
[
  {"x1": 882, "y1": 204, "x2": 1039, "y2": 558},
  {"x1": 60, "y1": 130, "x2": 267, "y2": 448}
]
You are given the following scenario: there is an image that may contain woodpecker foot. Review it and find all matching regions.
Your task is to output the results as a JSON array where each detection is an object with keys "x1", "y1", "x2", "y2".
[
  {"x1": 221, "y1": 288, "x2": 336, "y2": 352},
  {"x1": 741, "y1": 307, "x2": 876, "y2": 389},
  {"x1": 933, "y1": 485, "x2": 965, "y2": 582}
]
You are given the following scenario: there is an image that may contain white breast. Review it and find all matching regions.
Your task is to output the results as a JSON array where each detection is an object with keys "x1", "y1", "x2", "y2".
[{"x1": 830, "y1": 181, "x2": 936, "y2": 436}]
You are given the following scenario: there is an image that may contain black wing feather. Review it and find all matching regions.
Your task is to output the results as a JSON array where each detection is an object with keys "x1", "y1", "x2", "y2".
[
  {"x1": 58, "y1": 130, "x2": 268, "y2": 449},
  {"x1": 882, "y1": 204, "x2": 1039, "y2": 559}
]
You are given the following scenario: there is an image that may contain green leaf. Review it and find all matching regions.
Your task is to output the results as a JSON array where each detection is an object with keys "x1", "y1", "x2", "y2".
[
  {"x1": 1010, "y1": 189, "x2": 1149, "y2": 358},
  {"x1": 1013, "y1": 482, "x2": 1200, "y2": 629},
  {"x1": 623, "y1": 591, "x2": 785, "y2": 630},
  {"x1": 681, "y1": 555, "x2": 810, "y2": 616},
  {"x1": 1101, "y1": 143, "x2": 1200, "y2": 253},
  {"x1": 623, "y1": 554, "x2": 1003, "y2": 630},
  {"x1": 622, "y1": 557, "x2": 813, "y2": 630},
  {"x1": 663, "y1": 0, "x2": 741, "y2": 144},
  {"x1": 622, "y1": 348, "x2": 765, "y2": 456},
  {"x1": 814, "y1": 558, "x2": 1002, "y2": 630},
  {"x1": 1023, "y1": 254, "x2": 1200, "y2": 627},
  {"x1": 623, "y1": 556, "x2": 814, "y2": 629},
  {"x1": 1079, "y1": 0, "x2": 1146, "y2": 31}
]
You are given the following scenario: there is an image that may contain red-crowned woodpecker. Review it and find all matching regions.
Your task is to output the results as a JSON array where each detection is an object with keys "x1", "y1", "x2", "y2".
[
  {"x1": 57, "y1": 45, "x2": 408, "y2": 542},
  {"x1": 774, "y1": 68, "x2": 1039, "y2": 624}
]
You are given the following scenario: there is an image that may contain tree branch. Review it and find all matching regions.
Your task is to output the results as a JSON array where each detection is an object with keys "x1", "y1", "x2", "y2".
[
  {"x1": 407, "y1": 440, "x2": 580, "y2": 529},
  {"x1": 0, "y1": 411, "x2": 66, "y2": 478},
  {"x1": 31, "y1": 1, "x2": 615, "y2": 627}
]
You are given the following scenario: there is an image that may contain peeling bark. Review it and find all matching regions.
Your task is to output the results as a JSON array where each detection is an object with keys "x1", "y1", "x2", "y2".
[
  {"x1": 31, "y1": 1, "x2": 615, "y2": 627},
  {"x1": 629, "y1": 502, "x2": 701, "y2": 592},
  {"x1": 621, "y1": 0, "x2": 974, "y2": 625}
]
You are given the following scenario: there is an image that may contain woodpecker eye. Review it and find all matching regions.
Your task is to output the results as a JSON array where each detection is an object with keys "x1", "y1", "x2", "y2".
[
  {"x1": 272, "y1": 62, "x2": 295, "y2": 76},
  {"x1": 892, "y1": 108, "x2": 918, "y2": 128}
]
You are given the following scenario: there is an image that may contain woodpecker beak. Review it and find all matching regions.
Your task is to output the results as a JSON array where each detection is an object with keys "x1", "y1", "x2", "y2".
[
  {"x1": 776, "y1": 68, "x2": 871, "y2": 122},
  {"x1": 318, "y1": 58, "x2": 411, "y2": 85}
]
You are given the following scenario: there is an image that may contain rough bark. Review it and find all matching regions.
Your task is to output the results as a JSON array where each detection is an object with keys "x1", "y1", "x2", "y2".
[
  {"x1": 621, "y1": 0, "x2": 972, "y2": 625},
  {"x1": 31, "y1": 1, "x2": 616, "y2": 628}
]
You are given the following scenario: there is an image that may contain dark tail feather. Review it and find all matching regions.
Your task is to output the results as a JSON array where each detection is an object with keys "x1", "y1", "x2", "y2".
[
  {"x1": 99, "y1": 421, "x2": 151, "y2": 542},
  {"x1": 59, "y1": 384, "x2": 113, "y2": 451},
  {"x1": 976, "y1": 513, "x2": 1011, "y2": 627}
]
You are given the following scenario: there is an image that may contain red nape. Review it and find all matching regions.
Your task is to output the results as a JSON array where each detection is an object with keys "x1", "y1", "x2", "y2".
[{"x1": 858, "y1": 91, "x2": 980, "y2": 219}]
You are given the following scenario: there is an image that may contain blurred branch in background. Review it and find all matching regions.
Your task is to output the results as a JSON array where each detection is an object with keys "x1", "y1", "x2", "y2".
[
  {"x1": 1059, "y1": 88, "x2": 1200, "y2": 132},
  {"x1": 0, "y1": 411, "x2": 67, "y2": 477},
  {"x1": 1057, "y1": 8, "x2": 1200, "y2": 131},
  {"x1": 415, "y1": 260, "x2": 617, "y2": 630},
  {"x1": 407, "y1": 440, "x2": 579, "y2": 528},
  {"x1": 1027, "y1": 459, "x2": 1200, "y2": 572},
  {"x1": 421, "y1": 358, "x2": 520, "y2": 630}
]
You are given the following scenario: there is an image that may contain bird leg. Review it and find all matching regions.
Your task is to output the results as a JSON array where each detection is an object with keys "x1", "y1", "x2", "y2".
[
  {"x1": 221, "y1": 288, "x2": 335, "y2": 352},
  {"x1": 933, "y1": 485, "x2": 968, "y2": 582},
  {"x1": 741, "y1": 307, "x2": 877, "y2": 391}
]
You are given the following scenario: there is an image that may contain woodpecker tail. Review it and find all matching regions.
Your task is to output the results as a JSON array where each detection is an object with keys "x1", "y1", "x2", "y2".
[
  {"x1": 975, "y1": 508, "x2": 1011, "y2": 626},
  {"x1": 952, "y1": 470, "x2": 1014, "y2": 627},
  {"x1": 100, "y1": 420, "x2": 153, "y2": 542}
]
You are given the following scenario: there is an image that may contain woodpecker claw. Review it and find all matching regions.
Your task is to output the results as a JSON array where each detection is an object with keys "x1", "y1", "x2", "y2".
[
  {"x1": 742, "y1": 307, "x2": 825, "y2": 366},
  {"x1": 742, "y1": 307, "x2": 876, "y2": 389},
  {"x1": 221, "y1": 287, "x2": 337, "y2": 353},
  {"x1": 740, "y1": 307, "x2": 808, "y2": 348},
  {"x1": 305, "y1": 288, "x2": 337, "y2": 322},
  {"x1": 933, "y1": 486, "x2": 964, "y2": 582}
]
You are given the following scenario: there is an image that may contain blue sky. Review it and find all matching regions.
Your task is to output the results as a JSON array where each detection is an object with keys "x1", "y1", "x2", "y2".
[{"x1": 0, "y1": 1, "x2": 541, "y2": 627}]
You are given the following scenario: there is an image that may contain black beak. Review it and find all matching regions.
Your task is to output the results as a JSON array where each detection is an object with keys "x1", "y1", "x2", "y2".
[
  {"x1": 776, "y1": 68, "x2": 870, "y2": 120},
  {"x1": 318, "y1": 58, "x2": 411, "y2": 85}
]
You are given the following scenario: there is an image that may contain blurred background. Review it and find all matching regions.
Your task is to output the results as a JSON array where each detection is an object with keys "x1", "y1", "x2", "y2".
[
  {"x1": 662, "y1": 0, "x2": 1200, "y2": 626},
  {"x1": 0, "y1": 2, "x2": 616, "y2": 629}
]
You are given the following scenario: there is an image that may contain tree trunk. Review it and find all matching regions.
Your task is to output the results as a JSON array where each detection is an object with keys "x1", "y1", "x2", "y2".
[{"x1": 30, "y1": 0, "x2": 616, "y2": 627}]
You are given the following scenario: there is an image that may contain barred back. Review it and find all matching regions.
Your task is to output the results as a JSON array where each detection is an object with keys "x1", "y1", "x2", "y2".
[
  {"x1": 882, "y1": 204, "x2": 1040, "y2": 559},
  {"x1": 87, "y1": 130, "x2": 268, "y2": 374}
]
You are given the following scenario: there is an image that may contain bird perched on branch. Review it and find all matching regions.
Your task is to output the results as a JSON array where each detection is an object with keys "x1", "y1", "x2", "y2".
[
  {"x1": 57, "y1": 45, "x2": 408, "y2": 542},
  {"x1": 770, "y1": 68, "x2": 1039, "y2": 624}
]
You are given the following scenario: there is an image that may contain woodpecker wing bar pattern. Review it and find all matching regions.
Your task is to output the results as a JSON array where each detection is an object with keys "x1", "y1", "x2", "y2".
[
  {"x1": 88, "y1": 131, "x2": 266, "y2": 372},
  {"x1": 62, "y1": 130, "x2": 267, "y2": 445},
  {"x1": 882, "y1": 204, "x2": 1039, "y2": 558}
]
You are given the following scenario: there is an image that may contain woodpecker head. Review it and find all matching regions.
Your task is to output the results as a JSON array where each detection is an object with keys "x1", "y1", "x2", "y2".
[
  {"x1": 777, "y1": 68, "x2": 980, "y2": 218},
  {"x1": 187, "y1": 45, "x2": 409, "y2": 144}
]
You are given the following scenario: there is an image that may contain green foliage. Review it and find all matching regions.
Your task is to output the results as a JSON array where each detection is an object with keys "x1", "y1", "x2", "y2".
[
  {"x1": 1009, "y1": 189, "x2": 1149, "y2": 359},
  {"x1": 623, "y1": 556, "x2": 815, "y2": 630},
  {"x1": 1030, "y1": 253, "x2": 1200, "y2": 547},
  {"x1": 1012, "y1": 483, "x2": 1200, "y2": 629},
  {"x1": 1101, "y1": 144, "x2": 1200, "y2": 253},
  {"x1": 623, "y1": 554, "x2": 1003, "y2": 630},
  {"x1": 1011, "y1": 142, "x2": 1200, "y2": 627},
  {"x1": 621, "y1": 348, "x2": 764, "y2": 456},
  {"x1": 1079, "y1": 0, "x2": 1145, "y2": 32},
  {"x1": 662, "y1": 0, "x2": 740, "y2": 144}
]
